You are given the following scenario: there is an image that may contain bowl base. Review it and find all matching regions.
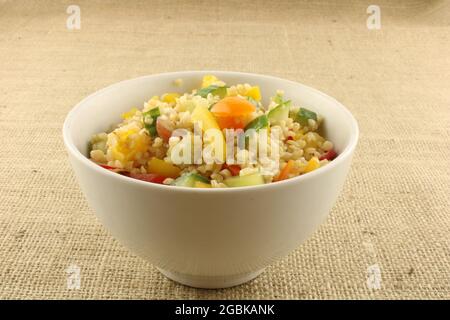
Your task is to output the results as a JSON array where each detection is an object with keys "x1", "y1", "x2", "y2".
[{"x1": 156, "y1": 267, "x2": 265, "y2": 289}]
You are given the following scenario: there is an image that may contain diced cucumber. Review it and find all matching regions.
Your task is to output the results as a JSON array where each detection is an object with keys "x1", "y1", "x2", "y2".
[
  {"x1": 295, "y1": 107, "x2": 317, "y2": 126},
  {"x1": 244, "y1": 115, "x2": 268, "y2": 131},
  {"x1": 268, "y1": 103, "x2": 290, "y2": 124},
  {"x1": 173, "y1": 173, "x2": 210, "y2": 187},
  {"x1": 143, "y1": 107, "x2": 161, "y2": 137},
  {"x1": 196, "y1": 85, "x2": 228, "y2": 99},
  {"x1": 273, "y1": 93, "x2": 283, "y2": 104},
  {"x1": 224, "y1": 173, "x2": 265, "y2": 188}
]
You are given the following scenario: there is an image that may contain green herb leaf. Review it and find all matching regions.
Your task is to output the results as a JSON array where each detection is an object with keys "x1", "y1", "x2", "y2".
[
  {"x1": 244, "y1": 115, "x2": 268, "y2": 131},
  {"x1": 295, "y1": 107, "x2": 317, "y2": 126},
  {"x1": 143, "y1": 107, "x2": 161, "y2": 137},
  {"x1": 196, "y1": 85, "x2": 228, "y2": 99}
]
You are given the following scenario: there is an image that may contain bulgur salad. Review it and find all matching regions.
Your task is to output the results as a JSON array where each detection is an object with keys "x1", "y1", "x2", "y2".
[{"x1": 89, "y1": 75, "x2": 337, "y2": 188}]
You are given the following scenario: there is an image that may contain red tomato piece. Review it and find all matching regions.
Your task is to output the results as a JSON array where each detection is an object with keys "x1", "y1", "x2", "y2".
[
  {"x1": 99, "y1": 164, "x2": 116, "y2": 170},
  {"x1": 129, "y1": 173, "x2": 167, "y2": 184},
  {"x1": 223, "y1": 164, "x2": 241, "y2": 176},
  {"x1": 319, "y1": 149, "x2": 337, "y2": 161},
  {"x1": 156, "y1": 117, "x2": 174, "y2": 142}
]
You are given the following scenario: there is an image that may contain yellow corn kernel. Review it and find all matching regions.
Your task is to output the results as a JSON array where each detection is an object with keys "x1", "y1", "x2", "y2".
[
  {"x1": 246, "y1": 86, "x2": 261, "y2": 101},
  {"x1": 162, "y1": 92, "x2": 180, "y2": 104},
  {"x1": 194, "y1": 181, "x2": 212, "y2": 188},
  {"x1": 304, "y1": 157, "x2": 320, "y2": 173},
  {"x1": 202, "y1": 75, "x2": 219, "y2": 88},
  {"x1": 147, "y1": 157, "x2": 181, "y2": 178},
  {"x1": 121, "y1": 107, "x2": 138, "y2": 120}
]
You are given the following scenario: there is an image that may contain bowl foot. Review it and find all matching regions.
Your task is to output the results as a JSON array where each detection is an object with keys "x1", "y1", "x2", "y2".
[{"x1": 156, "y1": 267, "x2": 265, "y2": 289}]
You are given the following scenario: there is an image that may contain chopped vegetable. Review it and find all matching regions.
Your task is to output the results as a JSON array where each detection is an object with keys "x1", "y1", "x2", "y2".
[
  {"x1": 274, "y1": 159, "x2": 294, "y2": 181},
  {"x1": 210, "y1": 96, "x2": 256, "y2": 129},
  {"x1": 202, "y1": 75, "x2": 220, "y2": 88},
  {"x1": 224, "y1": 173, "x2": 265, "y2": 187},
  {"x1": 143, "y1": 107, "x2": 161, "y2": 137},
  {"x1": 99, "y1": 164, "x2": 116, "y2": 170},
  {"x1": 97, "y1": 163, "x2": 129, "y2": 174},
  {"x1": 162, "y1": 93, "x2": 180, "y2": 104},
  {"x1": 268, "y1": 103, "x2": 290, "y2": 124},
  {"x1": 304, "y1": 157, "x2": 320, "y2": 173},
  {"x1": 295, "y1": 107, "x2": 317, "y2": 126},
  {"x1": 244, "y1": 115, "x2": 268, "y2": 131},
  {"x1": 156, "y1": 117, "x2": 174, "y2": 142},
  {"x1": 121, "y1": 107, "x2": 139, "y2": 120},
  {"x1": 191, "y1": 105, "x2": 226, "y2": 162},
  {"x1": 245, "y1": 96, "x2": 259, "y2": 108},
  {"x1": 147, "y1": 157, "x2": 181, "y2": 178},
  {"x1": 173, "y1": 173, "x2": 210, "y2": 187},
  {"x1": 129, "y1": 173, "x2": 166, "y2": 184},
  {"x1": 272, "y1": 93, "x2": 285, "y2": 105},
  {"x1": 246, "y1": 86, "x2": 261, "y2": 101},
  {"x1": 191, "y1": 105, "x2": 222, "y2": 132},
  {"x1": 223, "y1": 164, "x2": 241, "y2": 176},
  {"x1": 196, "y1": 85, "x2": 228, "y2": 99},
  {"x1": 319, "y1": 149, "x2": 337, "y2": 161},
  {"x1": 194, "y1": 181, "x2": 212, "y2": 188}
]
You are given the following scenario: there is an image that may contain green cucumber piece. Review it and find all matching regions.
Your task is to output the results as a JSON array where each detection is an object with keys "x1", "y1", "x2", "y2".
[
  {"x1": 173, "y1": 173, "x2": 209, "y2": 187},
  {"x1": 196, "y1": 85, "x2": 228, "y2": 99},
  {"x1": 143, "y1": 107, "x2": 161, "y2": 137},
  {"x1": 295, "y1": 107, "x2": 317, "y2": 126},
  {"x1": 268, "y1": 103, "x2": 290, "y2": 123},
  {"x1": 244, "y1": 115, "x2": 268, "y2": 131},
  {"x1": 224, "y1": 173, "x2": 265, "y2": 188},
  {"x1": 272, "y1": 93, "x2": 283, "y2": 105}
]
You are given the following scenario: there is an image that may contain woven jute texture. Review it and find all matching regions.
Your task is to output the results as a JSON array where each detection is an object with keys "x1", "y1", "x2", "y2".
[{"x1": 0, "y1": 0, "x2": 449, "y2": 299}]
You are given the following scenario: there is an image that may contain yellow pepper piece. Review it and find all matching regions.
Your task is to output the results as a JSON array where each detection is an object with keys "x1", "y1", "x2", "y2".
[
  {"x1": 246, "y1": 86, "x2": 261, "y2": 101},
  {"x1": 304, "y1": 157, "x2": 320, "y2": 173},
  {"x1": 191, "y1": 106, "x2": 226, "y2": 162},
  {"x1": 191, "y1": 106, "x2": 221, "y2": 132},
  {"x1": 202, "y1": 75, "x2": 219, "y2": 88},
  {"x1": 121, "y1": 107, "x2": 138, "y2": 119},
  {"x1": 147, "y1": 158, "x2": 181, "y2": 178},
  {"x1": 194, "y1": 181, "x2": 212, "y2": 188},
  {"x1": 162, "y1": 92, "x2": 180, "y2": 104}
]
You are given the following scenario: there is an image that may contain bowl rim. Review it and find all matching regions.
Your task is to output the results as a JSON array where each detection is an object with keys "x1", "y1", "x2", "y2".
[{"x1": 63, "y1": 70, "x2": 359, "y2": 193}]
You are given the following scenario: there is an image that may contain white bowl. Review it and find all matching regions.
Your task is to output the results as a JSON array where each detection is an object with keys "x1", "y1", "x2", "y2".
[{"x1": 63, "y1": 71, "x2": 358, "y2": 288}]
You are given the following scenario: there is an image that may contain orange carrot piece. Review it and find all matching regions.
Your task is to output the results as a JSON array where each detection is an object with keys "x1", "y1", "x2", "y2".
[{"x1": 275, "y1": 160, "x2": 295, "y2": 182}]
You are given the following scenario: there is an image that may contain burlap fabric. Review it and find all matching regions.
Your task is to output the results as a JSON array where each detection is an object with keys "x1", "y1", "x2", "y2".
[{"x1": 0, "y1": 0, "x2": 449, "y2": 299}]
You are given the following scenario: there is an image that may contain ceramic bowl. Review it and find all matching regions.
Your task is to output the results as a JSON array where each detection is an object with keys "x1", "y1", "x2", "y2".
[{"x1": 63, "y1": 71, "x2": 358, "y2": 288}]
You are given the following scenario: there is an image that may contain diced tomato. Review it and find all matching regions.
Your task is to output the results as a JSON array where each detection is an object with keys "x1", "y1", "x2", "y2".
[
  {"x1": 156, "y1": 117, "x2": 174, "y2": 142},
  {"x1": 99, "y1": 164, "x2": 116, "y2": 170},
  {"x1": 223, "y1": 164, "x2": 241, "y2": 176},
  {"x1": 98, "y1": 163, "x2": 128, "y2": 174},
  {"x1": 319, "y1": 149, "x2": 337, "y2": 161},
  {"x1": 129, "y1": 173, "x2": 167, "y2": 184},
  {"x1": 286, "y1": 136, "x2": 294, "y2": 141}
]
